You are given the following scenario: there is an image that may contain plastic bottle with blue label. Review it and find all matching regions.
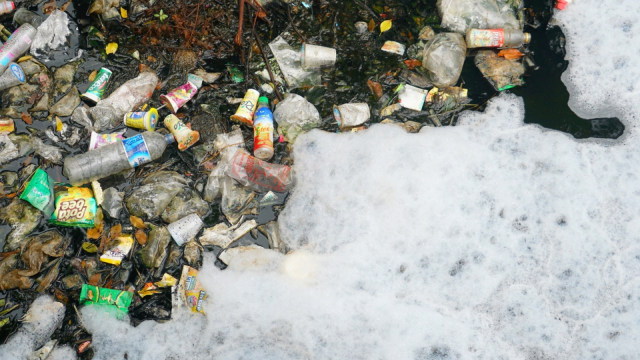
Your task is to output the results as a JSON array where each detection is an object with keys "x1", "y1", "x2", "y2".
[
  {"x1": 63, "y1": 131, "x2": 175, "y2": 186},
  {"x1": 0, "y1": 24, "x2": 36, "y2": 74},
  {"x1": 0, "y1": 63, "x2": 25, "y2": 91}
]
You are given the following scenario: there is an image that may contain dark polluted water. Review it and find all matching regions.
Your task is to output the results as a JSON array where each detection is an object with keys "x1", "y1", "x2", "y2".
[{"x1": 0, "y1": 0, "x2": 625, "y2": 355}]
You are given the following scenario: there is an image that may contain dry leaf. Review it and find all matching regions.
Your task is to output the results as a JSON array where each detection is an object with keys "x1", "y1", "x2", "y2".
[
  {"x1": 130, "y1": 215, "x2": 146, "y2": 229},
  {"x1": 135, "y1": 229, "x2": 147, "y2": 246},
  {"x1": 88, "y1": 273, "x2": 101, "y2": 286},
  {"x1": 404, "y1": 59, "x2": 422, "y2": 70},
  {"x1": 55, "y1": 117, "x2": 63, "y2": 132},
  {"x1": 86, "y1": 227, "x2": 102, "y2": 239},
  {"x1": 88, "y1": 70, "x2": 98, "y2": 82},
  {"x1": 380, "y1": 20, "x2": 392, "y2": 34},
  {"x1": 120, "y1": 7, "x2": 128, "y2": 18},
  {"x1": 109, "y1": 224, "x2": 122, "y2": 239},
  {"x1": 82, "y1": 242, "x2": 98, "y2": 253},
  {"x1": 21, "y1": 112, "x2": 32, "y2": 125},
  {"x1": 368, "y1": 19, "x2": 375, "y2": 33},
  {"x1": 497, "y1": 48, "x2": 524, "y2": 60},
  {"x1": 60, "y1": 0, "x2": 72, "y2": 11}
]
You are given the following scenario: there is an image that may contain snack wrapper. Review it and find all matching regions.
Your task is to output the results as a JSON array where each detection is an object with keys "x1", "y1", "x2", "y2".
[
  {"x1": 89, "y1": 131, "x2": 125, "y2": 151},
  {"x1": 172, "y1": 265, "x2": 206, "y2": 315},
  {"x1": 100, "y1": 234, "x2": 133, "y2": 265},
  {"x1": 49, "y1": 187, "x2": 97, "y2": 227},
  {"x1": 79, "y1": 284, "x2": 132, "y2": 319},
  {"x1": 20, "y1": 168, "x2": 55, "y2": 216}
]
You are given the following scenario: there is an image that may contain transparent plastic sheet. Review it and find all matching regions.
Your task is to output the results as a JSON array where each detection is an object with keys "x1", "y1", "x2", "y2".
[
  {"x1": 30, "y1": 10, "x2": 71, "y2": 57},
  {"x1": 474, "y1": 50, "x2": 525, "y2": 90},
  {"x1": 268, "y1": 36, "x2": 320, "y2": 89},
  {"x1": 437, "y1": 0, "x2": 521, "y2": 34},
  {"x1": 90, "y1": 71, "x2": 159, "y2": 132},
  {"x1": 204, "y1": 128, "x2": 244, "y2": 202},
  {"x1": 0, "y1": 133, "x2": 20, "y2": 165},
  {"x1": 272, "y1": 93, "x2": 321, "y2": 143},
  {"x1": 30, "y1": 136, "x2": 63, "y2": 164},
  {"x1": 422, "y1": 33, "x2": 466, "y2": 87}
]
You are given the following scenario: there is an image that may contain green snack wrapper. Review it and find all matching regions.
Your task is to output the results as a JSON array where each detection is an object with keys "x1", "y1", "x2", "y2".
[
  {"x1": 49, "y1": 187, "x2": 97, "y2": 227},
  {"x1": 79, "y1": 284, "x2": 133, "y2": 319},
  {"x1": 19, "y1": 168, "x2": 55, "y2": 216}
]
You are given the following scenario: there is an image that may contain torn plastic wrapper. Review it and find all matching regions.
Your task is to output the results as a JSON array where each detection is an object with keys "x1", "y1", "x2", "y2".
[
  {"x1": 79, "y1": 284, "x2": 133, "y2": 319},
  {"x1": 100, "y1": 234, "x2": 133, "y2": 265},
  {"x1": 19, "y1": 168, "x2": 55, "y2": 217},
  {"x1": 88, "y1": 131, "x2": 125, "y2": 151},
  {"x1": 48, "y1": 187, "x2": 97, "y2": 228},
  {"x1": 172, "y1": 265, "x2": 206, "y2": 315}
]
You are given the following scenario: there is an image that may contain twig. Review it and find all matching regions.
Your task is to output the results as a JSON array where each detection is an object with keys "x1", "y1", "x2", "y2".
[
  {"x1": 253, "y1": 20, "x2": 283, "y2": 101},
  {"x1": 287, "y1": 3, "x2": 306, "y2": 43},
  {"x1": 354, "y1": 0, "x2": 380, "y2": 21},
  {"x1": 235, "y1": 0, "x2": 245, "y2": 46}
]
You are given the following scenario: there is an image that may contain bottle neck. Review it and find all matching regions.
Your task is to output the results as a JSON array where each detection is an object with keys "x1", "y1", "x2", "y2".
[{"x1": 165, "y1": 133, "x2": 176, "y2": 144}]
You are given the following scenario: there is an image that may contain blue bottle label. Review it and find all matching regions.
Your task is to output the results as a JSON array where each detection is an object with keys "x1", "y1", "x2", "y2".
[
  {"x1": 122, "y1": 134, "x2": 151, "y2": 168},
  {"x1": 9, "y1": 64, "x2": 24, "y2": 82}
]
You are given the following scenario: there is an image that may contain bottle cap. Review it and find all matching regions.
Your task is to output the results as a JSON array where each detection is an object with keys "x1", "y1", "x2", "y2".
[
  {"x1": 258, "y1": 96, "x2": 269, "y2": 105},
  {"x1": 524, "y1": 33, "x2": 531, "y2": 44}
]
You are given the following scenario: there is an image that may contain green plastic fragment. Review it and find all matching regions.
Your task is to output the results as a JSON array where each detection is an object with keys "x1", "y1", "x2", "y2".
[
  {"x1": 227, "y1": 65, "x2": 244, "y2": 83},
  {"x1": 79, "y1": 284, "x2": 133, "y2": 319},
  {"x1": 20, "y1": 168, "x2": 55, "y2": 217}
]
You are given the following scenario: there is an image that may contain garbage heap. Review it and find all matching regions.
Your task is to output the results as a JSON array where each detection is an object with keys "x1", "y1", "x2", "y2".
[{"x1": 0, "y1": 0, "x2": 545, "y2": 357}]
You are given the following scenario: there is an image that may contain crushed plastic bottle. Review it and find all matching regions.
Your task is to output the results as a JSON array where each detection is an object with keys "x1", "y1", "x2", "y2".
[
  {"x1": 63, "y1": 131, "x2": 175, "y2": 185},
  {"x1": 90, "y1": 71, "x2": 159, "y2": 131},
  {"x1": 422, "y1": 32, "x2": 467, "y2": 87},
  {"x1": 0, "y1": 24, "x2": 36, "y2": 74}
]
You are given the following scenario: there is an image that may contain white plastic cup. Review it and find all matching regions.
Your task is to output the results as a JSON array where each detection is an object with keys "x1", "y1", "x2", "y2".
[
  {"x1": 167, "y1": 213, "x2": 204, "y2": 246},
  {"x1": 301, "y1": 44, "x2": 337, "y2": 69},
  {"x1": 333, "y1": 103, "x2": 370, "y2": 129}
]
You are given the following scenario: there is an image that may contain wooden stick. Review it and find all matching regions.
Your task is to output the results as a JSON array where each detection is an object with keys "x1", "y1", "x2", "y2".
[{"x1": 235, "y1": 0, "x2": 245, "y2": 47}]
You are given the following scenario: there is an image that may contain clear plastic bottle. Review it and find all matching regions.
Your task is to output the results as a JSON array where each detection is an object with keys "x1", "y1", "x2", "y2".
[
  {"x1": 253, "y1": 96, "x2": 274, "y2": 160},
  {"x1": 0, "y1": 1, "x2": 14, "y2": 15},
  {"x1": 90, "y1": 71, "x2": 159, "y2": 132},
  {"x1": 0, "y1": 24, "x2": 37, "y2": 74},
  {"x1": 465, "y1": 28, "x2": 531, "y2": 48},
  {"x1": 63, "y1": 131, "x2": 175, "y2": 186},
  {"x1": 13, "y1": 8, "x2": 42, "y2": 27}
]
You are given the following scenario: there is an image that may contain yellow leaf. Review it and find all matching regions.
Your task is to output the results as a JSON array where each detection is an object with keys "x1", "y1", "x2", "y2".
[
  {"x1": 55, "y1": 116, "x2": 63, "y2": 132},
  {"x1": 380, "y1": 20, "x2": 392, "y2": 34},
  {"x1": 88, "y1": 70, "x2": 98, "y2": 82},
  {"x1": 120, "y1": 7, "x2": 127, "y2": 19},
  {"x1": 106, "y1": 42, "x2": 118, "y2": 55}
]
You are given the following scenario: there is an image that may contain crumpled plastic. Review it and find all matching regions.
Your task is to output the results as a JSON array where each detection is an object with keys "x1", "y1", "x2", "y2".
[
  {"x1": 422, "y1": 33, "x2": 466, "y2": 87},
  {"x1": 474, "y1": 50, "x2": 525, "y2": 91},
  {"x1": 437, "y1": 0, "x2": 522, "y2": 34},
  {"x1": 273, "y1": 93, "x2": 321, "y2": 143},
  {"x1": 126, "y1": 171, "x2": 189, "y2": 219},
  {"x1": 90, "y1": 71, "x2": 159, "y2": 132},
  {"x1": 30, "y1": 136, "x2": 63, "y2": 164},
  {"x1": 101, "y1": 187, "x2": 124, "y2": 218},
  {"x1": 30, "y1": 10, "x2": 72, "y2": 58},
  {"x1": 269, "y1": 36, "x2": 320, "y2": 89},
  {"x1": 204, "y1": 128, "x2": 245, "y2": 202},
  {"x1": 0, "y1": 133, "x2": 20, "y2": 165}
]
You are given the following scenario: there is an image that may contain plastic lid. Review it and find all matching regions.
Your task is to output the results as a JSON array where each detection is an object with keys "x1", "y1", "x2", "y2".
[{"x1": 258, "y1": 96, "x2": 269, "y2": 105}]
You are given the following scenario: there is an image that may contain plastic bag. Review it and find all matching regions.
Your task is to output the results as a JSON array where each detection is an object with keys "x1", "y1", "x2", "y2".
[
  {"x1": 437, "y1": 0, "x2": 521, "y2": 34},
  {"x1": 30, "y1": 10, "x2": 71, "y2": 57},
  {"x1": 49, "y1": 187, "x2": 97, "y2": 227},
  {"x1": 422, "y1": 33, "x2": 466, "y2": 87},
  {"x1": 269, "y1": 36, "x2": 320, "y2": 88},
  {"x1": 273, "y1": 93, "x2": 321, "y2": 143},
  {"x1": 229, "y1": 149, "x2": 293, "y2": 193},
  {"x1": 474, "y1": 50, "x2": 525, "y2": 91},
  {"x1": 19, "y1": 168, "x2": 55, "y2": 216}
]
